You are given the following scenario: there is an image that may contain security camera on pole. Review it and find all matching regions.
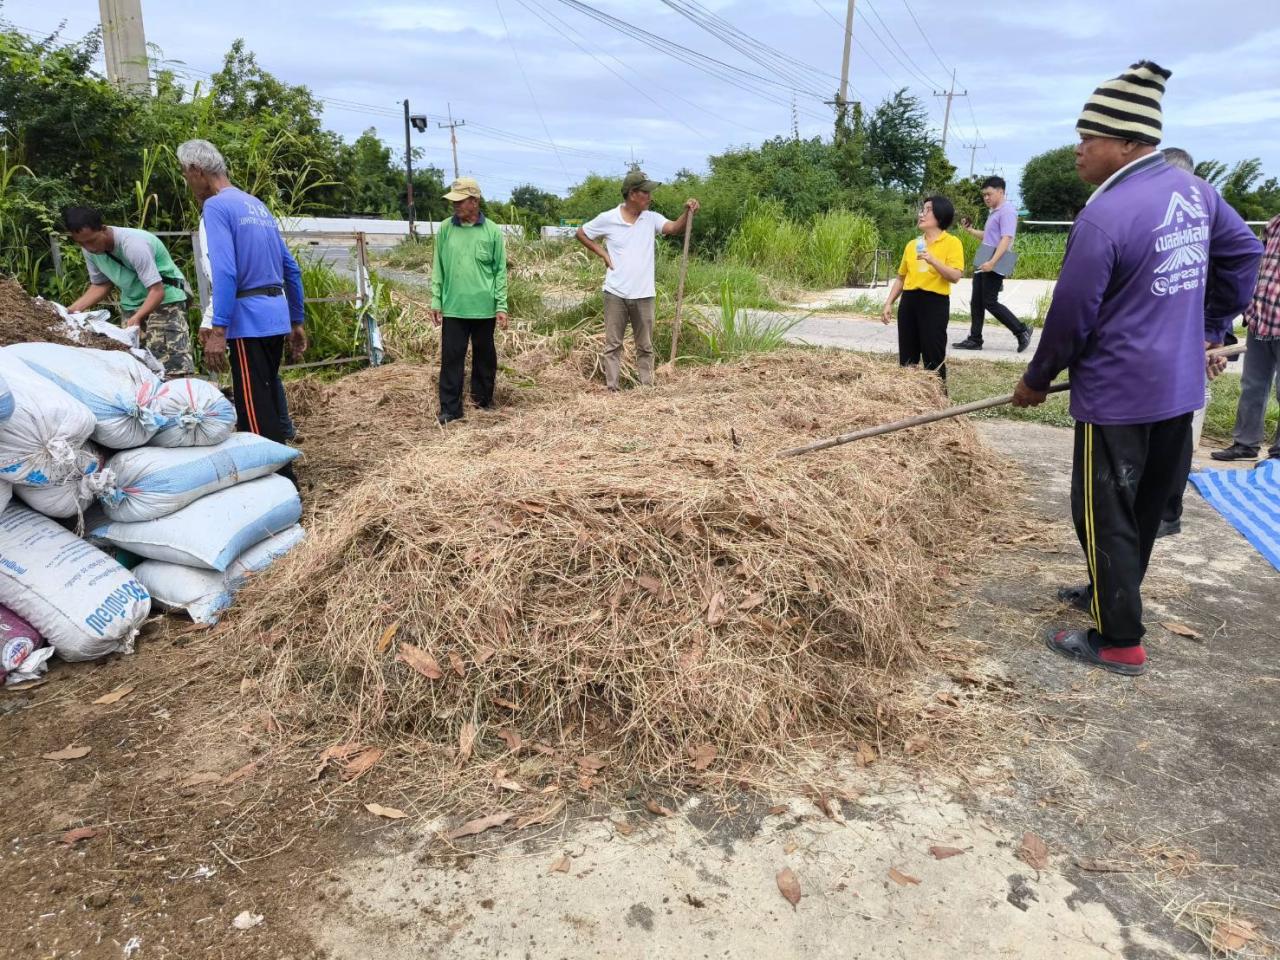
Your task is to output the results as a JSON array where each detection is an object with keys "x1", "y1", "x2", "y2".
[{"x1": 403, "y1": 101, "x2": 428, "y2": 237}]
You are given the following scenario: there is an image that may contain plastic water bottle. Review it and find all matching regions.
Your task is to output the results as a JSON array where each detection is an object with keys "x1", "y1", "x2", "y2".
[{"x1": 916, "y1": 236, "x2": 928, "y2": 271}]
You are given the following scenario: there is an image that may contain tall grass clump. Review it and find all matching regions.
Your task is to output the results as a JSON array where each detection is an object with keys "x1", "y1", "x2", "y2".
[
  {"x1": 727, "y1": 200, "x2": 805, "y2": 280},
  {"x1": 696, "y1": 279, "x2": 803, "y2": 360},
  {"x1": 806, "y1": 210, "x2": 879, "y2": 288},
  {"x1": 1012, "y1": 234, "x2": 1066, "y2": 279}
]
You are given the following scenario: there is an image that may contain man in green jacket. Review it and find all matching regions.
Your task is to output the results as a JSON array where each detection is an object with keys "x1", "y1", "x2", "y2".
[
  {"x1": 64, "y1": 206, "x2": 194, "y2": 377},
  {"x1": 431, "y1": 177, "x2": 508, "y2": 425}
]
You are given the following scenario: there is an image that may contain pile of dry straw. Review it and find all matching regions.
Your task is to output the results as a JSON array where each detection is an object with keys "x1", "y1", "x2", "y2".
[{"x1": 241, "y1": 349, "x2": 1009, "y2": 800}]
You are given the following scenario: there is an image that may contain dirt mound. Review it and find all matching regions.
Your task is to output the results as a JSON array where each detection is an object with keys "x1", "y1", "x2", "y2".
[
  {"x1": 235, "y1": 350, "x2": 1010, "y2": 808},
  {"x1": 0, "y1": 277, "x2": 135, "y2": 353}
]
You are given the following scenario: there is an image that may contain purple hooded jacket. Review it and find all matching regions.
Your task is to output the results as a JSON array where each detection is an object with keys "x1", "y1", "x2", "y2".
[{"x1": 1024, "y1": 154, "x2": 1263, "y2": 425}]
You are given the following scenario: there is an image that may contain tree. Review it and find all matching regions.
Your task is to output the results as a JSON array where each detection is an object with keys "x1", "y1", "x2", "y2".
[
  {"x1": 509, "y1": 183, "x2": 562, "y2": 224},
  {"x1": 341, "y1": 129, "x2": 399, "y2": 215},
  {"x1": 864, "y1": 89, "x2": 935, "y2": 191},
  {"x1": 1020, "y1": 145, "x2": 1092, "y2": 220},
  {"x1": 921, "y1": 143, "x2": 955, "y2": 195}
]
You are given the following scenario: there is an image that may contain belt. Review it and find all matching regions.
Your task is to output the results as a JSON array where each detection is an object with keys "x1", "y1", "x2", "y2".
[{"x1": 236, "y1": 285, "x2": 284, "y2": 299}]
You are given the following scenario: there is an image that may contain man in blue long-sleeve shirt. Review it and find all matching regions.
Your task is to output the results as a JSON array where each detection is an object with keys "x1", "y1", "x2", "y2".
[
  {"x1": 177, "y1": 139, "x2": 305, "y2": 484},
  {"x1": 1012, "y1": 62, "x2": 1262, "y2": 676}
]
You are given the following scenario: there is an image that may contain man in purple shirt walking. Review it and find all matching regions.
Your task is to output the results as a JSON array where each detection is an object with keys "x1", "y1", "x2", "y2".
[
  {"x1": 954, "y1": 176, "x2": 1033, "y2": 352},
  {"x1": 1012, "y1": 61, "x2": 1262, "y2": 676}
]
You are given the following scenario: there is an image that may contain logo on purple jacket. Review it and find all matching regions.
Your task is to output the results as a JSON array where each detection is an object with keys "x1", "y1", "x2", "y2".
[{"x1": 1151, "y1": 187, "x2": 1210, "y2": 295}]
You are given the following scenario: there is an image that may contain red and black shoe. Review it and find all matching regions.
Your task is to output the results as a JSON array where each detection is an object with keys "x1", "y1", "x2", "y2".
[{"x1": 1044, "y1": 628, "x2": 1147, "y2": 677}]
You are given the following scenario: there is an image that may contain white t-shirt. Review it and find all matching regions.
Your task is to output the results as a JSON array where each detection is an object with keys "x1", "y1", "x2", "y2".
[{"x1": 581, "y1": 206, "x2": 670, "y2": 299}]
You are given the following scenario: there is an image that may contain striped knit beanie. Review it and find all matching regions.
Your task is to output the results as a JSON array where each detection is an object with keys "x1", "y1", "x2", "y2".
[{"x1": 1077, "y1": 61, "x2": 1171, "y2": 144}]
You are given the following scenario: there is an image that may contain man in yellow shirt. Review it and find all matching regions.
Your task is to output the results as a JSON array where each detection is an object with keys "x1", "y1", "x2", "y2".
[{"x1": 880, "y1": 196, "x2": 965, "y2": 380}]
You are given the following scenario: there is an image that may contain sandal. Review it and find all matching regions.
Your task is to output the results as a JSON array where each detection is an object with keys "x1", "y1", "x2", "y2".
[{"x1": 1044, "y1": 628, "x2": 1146, "y2": 677}]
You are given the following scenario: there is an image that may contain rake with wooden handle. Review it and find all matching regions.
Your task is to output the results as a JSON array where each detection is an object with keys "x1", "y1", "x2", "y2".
[{"x1": 777, "y1": 342, "x2": 1247, "y2": 458}]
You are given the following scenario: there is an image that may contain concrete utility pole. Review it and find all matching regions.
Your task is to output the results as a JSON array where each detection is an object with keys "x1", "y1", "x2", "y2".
[
  {"x1": 837, "y1": 0, "x2": 856, "y2": 111},
  {"x1": 437, "y1": 104, "x2": 465, "y2": 181},
  {"x1": 968, "y1": 140, "x2": 986, "y2": 178},
  {"x1": 933, "y1": 69, "x2": 968, "y2": 155},
  {"x1": 98, "y1": 0, "x2": 149, "y2": 95}
]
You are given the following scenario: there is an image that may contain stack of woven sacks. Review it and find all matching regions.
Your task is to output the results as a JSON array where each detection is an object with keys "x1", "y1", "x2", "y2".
[{"x1": 0, "y1": 342, "x2": 304, "y2": 684}]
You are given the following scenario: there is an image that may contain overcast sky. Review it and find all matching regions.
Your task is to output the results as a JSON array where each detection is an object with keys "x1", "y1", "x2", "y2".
[{"x1": 6, "y1": 1, "x2": 1277, "y2": 205}]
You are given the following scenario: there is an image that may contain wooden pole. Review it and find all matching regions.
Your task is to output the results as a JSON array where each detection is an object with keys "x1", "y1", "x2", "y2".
[
  {"x1": 667, "y1": 211, "x2": 694, "y2": 365},
  {"x1": 777, "y1": 343, "x2": 1248, "y2": 459}
]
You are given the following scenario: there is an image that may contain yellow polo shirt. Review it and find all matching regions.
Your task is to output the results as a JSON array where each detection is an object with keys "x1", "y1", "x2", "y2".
[{"x1": 897, "y1": 233, "x2": 965, "y2": 296}]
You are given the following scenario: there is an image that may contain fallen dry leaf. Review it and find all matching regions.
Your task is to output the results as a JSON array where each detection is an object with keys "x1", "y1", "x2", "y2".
[
  {"x1": 497, "y1": 728, "x2": 523, "y2": 752},
  {"x1": 1210, "y1": 918, "x2": 1259, "y2": 953},
  {"x1": 1018, "y1": 832, "x2": 1050, "y2": 870},
  {"x1": 1161, "y1": 621, "x2": 1201, "y2": 640},
  {"x1": 458, "y1": 722, "x2": 477, "y2": 762},
  {"x1": 364, "y1": 803, "x2": 408, "y2": 820},
  {"x1": 705, "y1": 590, "x2": 727, "y2": 626},
  {"x1": 474, "y1": 645, "x2": 497, "y2": 665},
  {"x1": 854, "y1": 740, "x2": 877, "y2": 767},
  {"x1": 397, "y1": 642, "x2": 443, "y2": 679},
  {"x1": 491, "y1": 696, "x2": 520, "y2": 711},
  {"x1": 548, "y1": 855, "x2": 571, "y2": 874},
  {"x1": 577, "y1": 774, "x2": 596, "y2": 791},
  {"x1": 929, "y1": 845, "x2": 966, "y2": 860},
  {"x1": 888, "y1": 867, "x2": 921, "y2": 886},
  {"x1": 447, "y1": 811, "x2": 514, "y2": 840},
  {"x1": 766, "y1": 804, "x2": 789, "y2": 816},
  {"x1": 376, "y1": 622, "x2": 399, "y2": 653},
  {"x1": 310, "y1": 742, "x2": 366, "y2": 781},
  {"x1": 92, "y1": 685, "x2": 135, "y2": 706},
  {"x1": 688, "y1": 743, "x2": 717, "y2": 772},
  {"x1": 738, "y1": 592, "x2": 764, "y2": 612},
  {"x1": 636, "y1": 575, "x2": 662, "y2": 595},
  {"x1": 776, "y1": 867, "x2": 801, "y2": 907},
  {"x1": 677, "y1": 639, "x2": 705, "y2": 672},
  {"x1": 645, "y1": 799, "x2": 675, "y2": 817},
  {"x1": 515, "y1": 799, "x2": 565, "y2": 830},
  {"x1": 43, "y1": 745, "x2": 92, "y2": 762},
  {"x1": 613, "y1": 819, "x2": 635, "y2": 836},
  {"x1": 494, "y1": 775, "x2": 526, "y2": 793},
  {"x1": 448, "y1": 651, "x2": 466, "y2": 678},
  {"x1": 903, "y1": 734, "x2": 929, "y2": 756},
  {"x1": 341, "y1": 747, "x2": 384, "y2": 782},
  {"x1": 577, "y1": 755, "x2": 607, "y2": 773},
  {"x1": 61, "y1": 827, "x2": 98, "y2": 846},
  {"x1": 221, "y1": 761, "x2": 258, "y2": 785},
  {"x1": 238, "y1": 676, "x2": 259, "y2": 696}
]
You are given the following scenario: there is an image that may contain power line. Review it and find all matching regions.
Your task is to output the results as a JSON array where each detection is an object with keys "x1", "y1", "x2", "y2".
[
  {"x1": 859, "y1": 0, "x2": 942, "y2": 89},
  {"x1": 805, "y1": 0, "x2": 895, "y2": 85},
  {"x1": 898, "y1": 0, "x2": 951, "y2": 77},
  {"x1": 494, "y1": 0, "x2": 570, "y2": 177}
]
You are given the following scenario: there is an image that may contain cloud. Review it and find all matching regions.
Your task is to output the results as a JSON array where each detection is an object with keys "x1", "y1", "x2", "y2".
[{"x1": 341, "y1": 5, "x2": 506, "y2": 39}]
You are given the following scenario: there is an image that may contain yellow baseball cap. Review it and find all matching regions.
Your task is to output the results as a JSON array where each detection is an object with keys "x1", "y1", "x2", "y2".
[{"x1": 443, "y1": 177, "x2": 483, "y2": 201}]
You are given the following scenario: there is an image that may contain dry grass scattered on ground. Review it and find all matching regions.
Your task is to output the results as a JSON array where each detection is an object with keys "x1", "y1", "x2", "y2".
[{"x1": 237, "y1": 349, "x2": 1016, "y2": 819}]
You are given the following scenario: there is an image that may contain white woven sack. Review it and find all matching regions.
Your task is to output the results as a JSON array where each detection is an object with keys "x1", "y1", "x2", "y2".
[
  {"x1": 3, "y1": 342, "x2": 162, "y2": 449},
  {"x1": 0, "y1": 482, "x2": 9, "y2": 514},
  {"x1": 100, "y1": 433, "x2": 298, "y2": 523},
  {"x1": 135, "y1": 524, "x2": 306, "y2": 624},
  {"x1": 0, "y1": 354, "x2": 97, "y2": 488},
  {"x1": 149, "y1": 378, "x2": 237, "y2": 448},
  {"x1": 91, "y1": 473, "x2": 301, "y2": 572},
  {"x1": 0, "y1": 371, "x2": 12, "y2": 423},
  {"x1": 13, "y1": 443, "x2": 111, "y2": 519},
  {"x1": 0, "y1": 503, "x2": 150, "y2": 661}
]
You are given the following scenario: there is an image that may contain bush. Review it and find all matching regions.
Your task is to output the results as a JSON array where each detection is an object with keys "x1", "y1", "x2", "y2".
[{"x1": 727, "y1": 200, "x2": 805, "y2": 280}]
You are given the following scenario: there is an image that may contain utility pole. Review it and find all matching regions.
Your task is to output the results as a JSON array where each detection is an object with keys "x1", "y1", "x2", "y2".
[
  {"x1": 98, "y1": 0, "x2": 149, "y2": 95},
  {"x1": 967, "y1": 140, "x2": 986, "y2": 178},
  {"x1": 403, "y1": 101, "x2": 427, "y2": 236},
  {"x1": 933, "y1": 68, "x2": 968, "y2": 155},
  {"x1": 627, "y1": 147, "x2": 644, "y2": 172},
  {"x1": 837, "y1": 0, "x2": 856, "y2": 111},
  {"x1": 437, "y1": 104, "x2": 466, "y2": 181}
]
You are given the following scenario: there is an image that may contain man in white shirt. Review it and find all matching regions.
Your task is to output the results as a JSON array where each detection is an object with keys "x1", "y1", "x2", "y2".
[{"x1": 576, "y1": 170, "x2": 699, "y2": 390}]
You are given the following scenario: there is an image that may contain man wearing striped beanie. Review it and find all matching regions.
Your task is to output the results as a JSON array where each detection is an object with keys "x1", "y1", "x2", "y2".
[{"x1": 1013, "y1": 61, "x2": 1263, "y2": 676}]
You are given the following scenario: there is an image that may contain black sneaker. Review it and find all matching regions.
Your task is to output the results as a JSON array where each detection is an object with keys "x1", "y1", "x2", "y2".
[
  {"x1": 437, "y1": 412, "x2": 462, "y2": 425},
  {"x1": 1016, "y1": 327, "x2": 1033, "y2": 353},
  {"x1": 953, "y1": 337, "x2": 983, "y2": 350},
  {"x1": 1210, "y1": 443, "x2": 1259, "y2": 461}
]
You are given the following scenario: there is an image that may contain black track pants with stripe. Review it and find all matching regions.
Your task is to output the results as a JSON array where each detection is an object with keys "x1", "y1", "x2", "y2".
[
  {"x1": 1070, "y1": 414, "x2": 1193, "y2": 646},
  {"x1": 230, "y1": 335, "x2": 297, "y2": 485}
]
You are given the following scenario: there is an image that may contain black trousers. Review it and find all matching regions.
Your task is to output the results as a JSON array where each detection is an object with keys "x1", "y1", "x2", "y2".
[
  {"x1": 968, "y1": 271, "x2": 1026, "y2": 342},
  {"x1": 230, "y1": 335, "x2": 297, "y2": 484},
  {"x1": 898, "y1": 289, "x2": 948, "y2": 380},
  {"x1": 439, "y1": 316, "x2": 497, "y2": 419},
  {"x1": 1070, "y1": 414, "x2": 1193, "y2": 646}
]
